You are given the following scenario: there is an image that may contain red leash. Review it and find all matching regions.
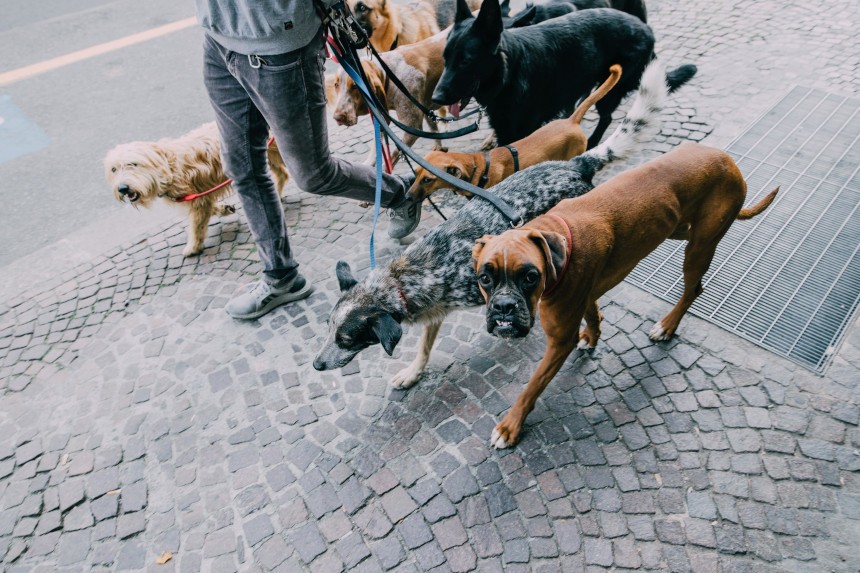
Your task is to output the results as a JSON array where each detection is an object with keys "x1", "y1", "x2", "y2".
[{"x1": 173, "y1": 136, "x2": 276, "y2": 202}]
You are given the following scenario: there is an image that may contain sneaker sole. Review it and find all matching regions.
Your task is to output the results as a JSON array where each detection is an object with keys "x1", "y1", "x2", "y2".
[{"x1": 227, "y1": 284, "x2": 314, "y2": 320}]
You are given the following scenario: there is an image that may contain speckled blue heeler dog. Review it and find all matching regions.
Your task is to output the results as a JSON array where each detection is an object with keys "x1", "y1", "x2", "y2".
[{"x1": 313, "y1": 61, "x2": 673, "y2": 391}]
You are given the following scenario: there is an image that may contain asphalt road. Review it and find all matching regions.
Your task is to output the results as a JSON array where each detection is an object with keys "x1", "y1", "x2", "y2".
[{"x1": 0, "y1": 0, "x2": 212, "y2": 267}]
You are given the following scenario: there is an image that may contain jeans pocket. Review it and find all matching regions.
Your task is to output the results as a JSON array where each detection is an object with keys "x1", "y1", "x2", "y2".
[{"x1": 260, "y1": 59, "x2": 302, "y2": 73}]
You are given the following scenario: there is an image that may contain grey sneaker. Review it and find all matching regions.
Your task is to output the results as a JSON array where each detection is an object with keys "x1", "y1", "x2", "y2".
[
  {"x1": 388, "y1": 199, "x2": 422, "y2": 240},
  {"x1": 225, "y1": 275, "x2": 313, "y2": 320}
]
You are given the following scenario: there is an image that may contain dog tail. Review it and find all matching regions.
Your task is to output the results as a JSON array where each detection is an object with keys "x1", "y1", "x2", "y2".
[
  {"x1": 572, "y1": 60, "x2": 668, "y2": 181},
  {"x1": 666, "y1": 64, "x2": 698, "y2": 93},
  {"x1": 737, "y1": 187, "x2": 779, "y2": 220},
  {"x1": 569, "y1": 65, "x2": 623, "y2": 125}
]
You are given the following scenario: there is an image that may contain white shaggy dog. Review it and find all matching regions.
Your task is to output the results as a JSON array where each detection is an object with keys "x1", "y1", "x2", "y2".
[{"x1": 104, "y1": 122, "x2": 290, "y2": 256}]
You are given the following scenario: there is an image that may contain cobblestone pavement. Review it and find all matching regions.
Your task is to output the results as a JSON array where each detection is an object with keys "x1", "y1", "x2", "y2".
[{"x1": 1, "y1": 1, "x2": 859, "y2": 571}]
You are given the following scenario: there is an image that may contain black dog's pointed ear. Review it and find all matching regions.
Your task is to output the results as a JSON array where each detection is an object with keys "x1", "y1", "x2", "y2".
[
  {"x1": 372, "y1": 313, "x2": 402, "y2": 356},
  {"x1": 336, "y1": 261, "x2": 358, "y2": 292},
  {"x1": 455, "y1": 0, "x2": 473, "y2": 22},
  {"x1": 474, "y1": 0, "x2": 503, "y2": 40},
  {"x1": 499, "y1": 0, "x2": 512, "y2": 17},
  {"x1": 508, "y1": 5, "x2": 536, "y2": 28}
]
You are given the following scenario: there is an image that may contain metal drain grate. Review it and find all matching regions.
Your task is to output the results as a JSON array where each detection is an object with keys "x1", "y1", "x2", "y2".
[{"x1": 627, "y1": 86, "x2": 860, "y2": 373}]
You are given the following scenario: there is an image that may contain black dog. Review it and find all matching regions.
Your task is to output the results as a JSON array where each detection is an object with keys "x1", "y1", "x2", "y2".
[
  {"x1": 506, "y1": 0, "x2": 647, "y2": 29},
  {"x1": 433, "y1": 0, "x2": 693, "y2": 147}
]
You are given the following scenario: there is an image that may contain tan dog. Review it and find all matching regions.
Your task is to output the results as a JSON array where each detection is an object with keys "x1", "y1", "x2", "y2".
[
  {"x1": 349, "y1": 0, "x2": 481, "y2": 52},
  {"x1": 472, "y1": 142, "x2": 779, "y2": 448},
  {"x1": 408, "y1": 65, "x2": 622, "y2": 203},
  {"x1": 331, "y1": 30, "x2": 450, "y2": 165},
  {"x1": 104, "y1": 122, "x2": 289, "y2": 257}
]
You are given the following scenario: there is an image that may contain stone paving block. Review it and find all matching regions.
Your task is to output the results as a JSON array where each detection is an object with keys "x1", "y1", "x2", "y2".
[
  {"x1": 56, "y1": 529, "x2": 91, "y2": 566},
  {"x1": 243, "y1": 514, "x2": 274, "y2": 547},
  {"x1": 255, "y1": 534, "x2": 292, "y2": 571},
  {"x1": 397, "y1": 513, "x2": 433, "y2": 550}
]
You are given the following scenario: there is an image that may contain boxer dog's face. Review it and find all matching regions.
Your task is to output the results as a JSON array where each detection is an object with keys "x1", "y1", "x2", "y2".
[{"x1": 472, "y1": 229, "x2": 565, "y2": 339}]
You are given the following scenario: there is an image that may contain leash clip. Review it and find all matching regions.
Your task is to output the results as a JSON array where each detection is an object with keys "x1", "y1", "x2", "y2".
[
  {"x1": 510, "y1": 217, "x2": 524, "y2": 229},
  {"x1": 248, "y1": 54, "x2": 263, "y2": 69}
]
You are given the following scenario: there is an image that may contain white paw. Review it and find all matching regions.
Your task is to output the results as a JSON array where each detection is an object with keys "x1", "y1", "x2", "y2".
[
  {"x1": 490, "y1": 427, "x2": 512, "y2": 449},
  {"x1": 577, "y1": 338, "x2": 595, "y2": 350},
  {"x1": 182, "y1": 244, "x2": 202, "y2": 257},
  {"x1": 649, "y1": 321, "x2": 670, "y2": 341},
  {"x1": 390, "y1": 367, "x2": 422, "y2": 389}
]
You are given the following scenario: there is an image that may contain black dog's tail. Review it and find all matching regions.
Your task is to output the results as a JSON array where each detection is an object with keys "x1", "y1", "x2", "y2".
[
  {"x1": 572, "y1": 60, "x2": 669, "y2": 181},
  {"x1": 666, "y1": 64, "x2": 698, "y2": 93}
]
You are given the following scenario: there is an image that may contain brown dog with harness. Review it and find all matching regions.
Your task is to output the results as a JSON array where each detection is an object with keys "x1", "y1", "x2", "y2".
[
  {"x1": 407, "y1": 65, "x2": 623, "y2": 203},
  {"x1": 472, "y1": 142, "x2": 779, "y2": 448}
]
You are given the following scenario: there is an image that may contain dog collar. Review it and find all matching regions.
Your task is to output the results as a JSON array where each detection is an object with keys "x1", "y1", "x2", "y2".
[
  {"x1": 397, "y1": 286, "x2": 410, "y2": 319},
  {"x1": 172, "y1": 135, "x2": 276, "y2": 202},
  {"x1": 389, "y1": 34, "x2": 399, "y2": 50},
  {"x1": 503, "y1": 145, "x2": 519, "y2": 172},
  {"x1": 541, "y1": 213, "x2": 573, "y2": 298}
]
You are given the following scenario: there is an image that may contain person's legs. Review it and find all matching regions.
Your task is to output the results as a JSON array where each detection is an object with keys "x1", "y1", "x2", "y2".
[
  {"x1": 203, "y1": 34, "x2": 300, "y2": 285},
  {"x1": 203, "y1": 35, "x2": 312, "y2": 319},
  {"x1": 236, "y1": 33, "x2": 421, "y2": 239}
]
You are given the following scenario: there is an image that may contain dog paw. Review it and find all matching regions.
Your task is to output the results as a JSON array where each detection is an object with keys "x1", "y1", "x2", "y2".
[
  {"x1": 648, "y1": 321, "x2": 673, "y2": 341},
  {"x1": 577, "y1": 337, "x2": 596, "y2": 350},
  {"x1": 490, "y1": 427, "x2": 512, "y2": 449},
  {"x1": 390, "y1": 367, "x2": 422, "y2": 389},
  {"x1": 490, "y1": 418, "x2": 521, "y2": 449},
  {"x1": 182, "y1": 244, "x2": 202, "y2": 257}
]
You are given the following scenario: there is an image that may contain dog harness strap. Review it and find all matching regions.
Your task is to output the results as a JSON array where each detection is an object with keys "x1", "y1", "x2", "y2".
[
  {"x1": 478, "y1": 151, "x2": 491, "y2": 188},
  {"x1": 542, "y1": 213, "x2": 573, "y2": 298},
  {"x1": 389, "y1": 34, "x2": 399, "y2": 50},
  {"x1": 504, "y1": 145, "x2": 520, "y2": 172}
]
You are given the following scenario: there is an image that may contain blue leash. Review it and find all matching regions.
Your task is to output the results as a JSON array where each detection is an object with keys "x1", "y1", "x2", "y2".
[
  {"x1": 333, "y1": 46, "x2": 385, "y2": 269},
  {"x1": 369, "y1": 117, "x2": 383, "y2": 269}
]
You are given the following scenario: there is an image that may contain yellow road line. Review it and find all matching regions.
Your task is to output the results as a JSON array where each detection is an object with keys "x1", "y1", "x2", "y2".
[{"x1": 0, "y1": 17, "x2": 197, "y2": 87}]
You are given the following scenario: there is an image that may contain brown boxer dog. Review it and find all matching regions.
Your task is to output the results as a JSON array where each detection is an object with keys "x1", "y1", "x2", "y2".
[{"x1": 472, "y1": 142, "x2": 779, "y2": 448}]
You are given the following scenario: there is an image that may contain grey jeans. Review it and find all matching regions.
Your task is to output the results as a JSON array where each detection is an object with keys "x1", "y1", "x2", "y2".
[{"x1": 203, "y1": 31, "x2": 407, "y2": 284}]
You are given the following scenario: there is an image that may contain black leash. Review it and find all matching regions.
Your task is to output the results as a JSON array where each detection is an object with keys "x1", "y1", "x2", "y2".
[
  {"x1": 319, "y1": 1, "x2": 523, "y2": 227},
  {"x1": 364, "y1": 38, "x2": 483, "y2": 125}
]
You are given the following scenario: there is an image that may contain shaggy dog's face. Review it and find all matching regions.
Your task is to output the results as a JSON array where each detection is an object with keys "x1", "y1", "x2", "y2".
[{"x1": 103, "y1": 142, "x2": 170, "y2": 207}]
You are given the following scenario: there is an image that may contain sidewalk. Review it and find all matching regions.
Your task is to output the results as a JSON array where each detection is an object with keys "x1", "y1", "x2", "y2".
[{"x1": 1, "y1": 1, "x2": 859, "y2": 572}]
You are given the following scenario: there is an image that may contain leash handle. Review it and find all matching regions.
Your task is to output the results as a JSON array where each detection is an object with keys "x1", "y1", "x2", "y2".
[{"x1": 328, "y1": 37, "x2": 524, "y2": 228}]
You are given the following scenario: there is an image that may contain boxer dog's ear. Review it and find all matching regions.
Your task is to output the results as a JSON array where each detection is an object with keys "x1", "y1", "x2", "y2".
[
  {"x1": 336, "y1": 261, "x2": 358, "y2": 292},
  {"x1": 472, "y1": 235, "x2": 495, "y2": 271},
  {"x1": 372, "y1": 313, "x2": 402, "y2": 355},
  {"x1": 527, "y1": 231, "x2": 567, "y2": 290}
]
